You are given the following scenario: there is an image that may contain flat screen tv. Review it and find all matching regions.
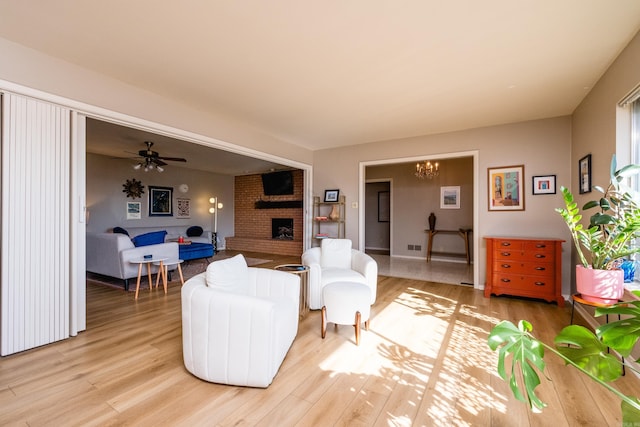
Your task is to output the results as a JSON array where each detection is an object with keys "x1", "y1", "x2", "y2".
[{"x1": 261, "y1": 171, "x2": 294, "y2": 195}]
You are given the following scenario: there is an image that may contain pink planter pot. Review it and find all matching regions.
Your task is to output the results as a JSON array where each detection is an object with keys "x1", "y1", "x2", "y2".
[{"x1": 575, "y1": 265, "x2": 624, "y2": 304}]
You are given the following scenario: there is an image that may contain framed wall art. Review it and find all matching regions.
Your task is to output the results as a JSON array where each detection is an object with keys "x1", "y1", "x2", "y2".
[
  {"x1": 324, "y1": 189, "x2": 340, "y2": 202},
  {"x1": 532, "y1": 175, "x2": 556, "y2": 195},
  {"x1": 176, "y1": 198, "x2": 191, "y2": 219},
  {"x1": 440, "y1": 186, "x2": 460, "y2": 209},
  {"x1": 148, "y1": 186, "x2": 173, "y2": 216},
  {"x1": 488, "y1": 165, "x2": 525, "y2": 211},
  {"x1": 126, "y1": 201, "x2": 141, "y2": 220},
  {"x1": 579, "y1": 154, "x2": 592, "y2": 194}
]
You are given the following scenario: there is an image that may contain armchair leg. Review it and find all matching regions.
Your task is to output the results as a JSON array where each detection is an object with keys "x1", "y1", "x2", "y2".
[
  {"x1": 321, "y1": 306, "x2": 327, "y2": 339},
  {"x1": 355, "y1": 311, "x2": 361, "y2": 345}
]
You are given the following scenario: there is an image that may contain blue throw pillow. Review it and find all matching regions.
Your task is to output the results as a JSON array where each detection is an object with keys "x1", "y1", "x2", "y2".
[
  {"x1": 113, "y1": 227, "x2": 129, "y2": 236},
  {"x1": 186, "y1": 226, "x2": 203, "y2": 237},
  {"x1": 132, "y1": 230, "x2": 167, "y2": 247}
]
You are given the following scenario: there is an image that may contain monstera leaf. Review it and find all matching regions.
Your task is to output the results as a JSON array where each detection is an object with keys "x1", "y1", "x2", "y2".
[{"x1": 487, "y1": 320, "x2": 547, "y2": 411}]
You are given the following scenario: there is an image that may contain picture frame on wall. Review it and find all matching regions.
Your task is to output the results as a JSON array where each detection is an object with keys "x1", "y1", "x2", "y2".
[
  {"x1": 176, "y1": 198, "x2": 190, "y2": 219},
  {"x1": 149, "y1": 186, "x2": 173, "y2": 216},
  {"x1": 126, "y1": 201, "x2": 141, "y2": 220},
  {"x1": 488, "y1": 165, "x2": 525, "y2": 211},
  {"x1": 324, "y1": 189, "x2": 340, "y2": 202},
  {"x1": 579, "y1": 154, "x2": 592, "y2": 194},
  {"x1": 532, "y1": 175, "x2": 556, "y2": 195},
  {"x1": 440, "y1": 186, "x2": 460, "y2": 209}
]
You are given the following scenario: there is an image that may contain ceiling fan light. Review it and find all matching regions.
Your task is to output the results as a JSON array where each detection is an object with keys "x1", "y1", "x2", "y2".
[
  {"x1": 156, "y1": 166, "x2": 164, "y2": 172},
  {"x1": 133, "y1": 163, "x2": 142, "y2": 170}
]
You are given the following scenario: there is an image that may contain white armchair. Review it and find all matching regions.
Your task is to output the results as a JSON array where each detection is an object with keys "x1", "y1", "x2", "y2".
[
  {"x1": 302, "y1": 239, "x2": 378, "y2": 310},
  {"x1": 181, "y1": 254, "x2": 300, "y2": 388}
]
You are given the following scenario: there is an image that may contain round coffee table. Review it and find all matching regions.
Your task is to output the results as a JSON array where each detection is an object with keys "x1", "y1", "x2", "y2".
[{"x1": 130, "y1": 256, "x2": 168, "y2": 300}]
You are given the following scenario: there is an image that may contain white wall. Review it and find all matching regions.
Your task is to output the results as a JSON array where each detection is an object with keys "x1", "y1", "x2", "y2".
[{"x1": 87, "y1": 153, "x2": 234, "y2": 244}]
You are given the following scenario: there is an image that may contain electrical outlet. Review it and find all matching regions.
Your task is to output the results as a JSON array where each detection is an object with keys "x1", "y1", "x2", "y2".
[
  {"x1": 415, "y1": 245, "x2": 421, "y2": 251},
  {"x1": 408, "y1": 244, "x2": 414, "y2": 250}
]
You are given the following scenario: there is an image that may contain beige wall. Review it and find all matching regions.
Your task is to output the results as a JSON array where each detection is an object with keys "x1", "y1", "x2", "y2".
[
  {"x1": 86, "y1": 153, "x2": 234, "y2": 244},
  {"x1": 314, "y1": 116, "x2": 573, "y2": 292}
]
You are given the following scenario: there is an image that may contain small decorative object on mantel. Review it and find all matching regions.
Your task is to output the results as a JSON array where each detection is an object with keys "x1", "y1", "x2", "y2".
[
  {"x1": 122, "y1": 178, "x2": 144, "y2": 199},
  {"x1": 428, "y1": 213, "x2": 436, "y2": 230}
]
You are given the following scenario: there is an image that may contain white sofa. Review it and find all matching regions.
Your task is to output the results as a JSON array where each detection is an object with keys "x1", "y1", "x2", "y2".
[
  {"x1": 302, "y1": 238, "x2": 378, "y2": 310},
  {"x1": 86, "y1": 232, "x2": 179, "y2": 290},
  {"x1": 182, "y1": 254, "x2": 300, "y2": 388}
]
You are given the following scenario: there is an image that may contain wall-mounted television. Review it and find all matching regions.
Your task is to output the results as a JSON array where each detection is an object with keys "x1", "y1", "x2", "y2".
[{"x1": 261, "y1": 171, "x2": 294, "y2": 195}]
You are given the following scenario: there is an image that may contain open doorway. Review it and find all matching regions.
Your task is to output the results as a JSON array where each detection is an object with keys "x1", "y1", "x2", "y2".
[{"x1": 365, "y1": 180, "x2": 391, "y2": 255}]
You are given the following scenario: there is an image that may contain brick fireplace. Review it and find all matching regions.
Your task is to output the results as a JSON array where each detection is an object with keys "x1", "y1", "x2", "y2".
[{"x1": 225, "y1": 170, "x2": 303, "y2": 256}]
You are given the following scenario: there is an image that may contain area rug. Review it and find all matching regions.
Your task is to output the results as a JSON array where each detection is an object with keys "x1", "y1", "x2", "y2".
[{"x1": 87, "y1": 253, "x2": 272, "y2": 292}]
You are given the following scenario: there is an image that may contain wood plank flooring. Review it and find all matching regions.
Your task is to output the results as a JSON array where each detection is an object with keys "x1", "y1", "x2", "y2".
[{"x1": 1, "y1": 251, "x2": 638, "y2": 426}]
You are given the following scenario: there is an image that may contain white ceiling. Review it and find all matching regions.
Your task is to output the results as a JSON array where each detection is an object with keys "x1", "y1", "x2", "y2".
[{"x1": 1, "y1": 1, "x2": 640, "y2": 159}]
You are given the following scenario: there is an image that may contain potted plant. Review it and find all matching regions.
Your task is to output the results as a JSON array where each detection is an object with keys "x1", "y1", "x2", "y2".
[
  {"x1": 556, "y1": 155, "x2": 640, "y2": 303},
  {"x1": 488, "y1": 295, "x2": 640, "y2": 424}
]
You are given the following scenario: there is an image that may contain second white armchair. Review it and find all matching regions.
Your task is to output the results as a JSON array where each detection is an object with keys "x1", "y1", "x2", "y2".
[{"x1": 302, "y1": 239, "x2": 378, "y2": 310}]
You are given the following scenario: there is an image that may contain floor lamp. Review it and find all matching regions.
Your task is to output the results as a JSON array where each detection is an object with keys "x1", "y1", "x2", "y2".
[{"x1": 209, "y1": 197, "x2": 223, "y2": 252}]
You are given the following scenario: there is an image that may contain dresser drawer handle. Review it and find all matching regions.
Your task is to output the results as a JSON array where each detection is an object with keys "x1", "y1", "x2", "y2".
[
  {"x1": 535, "y1": 254, "x2": 546, "y2": 258},
  {"x1": 500, "y1": 252, "x2": 511, "y2": 256},
  {"x1": 534, "y1": 267, "x2": 546, "y2": 271},
  {"x1": 500, "y1": 278, "x2": 511, "y2": 283},
  {"x1": 534, "y1": 282, "x2": 545, "y2": 286},
  {"x1": 501, "y1": 242, "x2": 511, "y2": 246},
  {"x1": 501, "y1": 264, "x2": 511, "y2": 268},
  {"x1": 535, "y1": 244, "x2": 546, "y2": 248}
]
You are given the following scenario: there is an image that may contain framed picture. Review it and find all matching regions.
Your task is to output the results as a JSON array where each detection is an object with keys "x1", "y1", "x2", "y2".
[
  {"x1": 532, "y1": 175, "x2": 556, "y2": 195},
  {"x1": 148, "y1": 186, "x2": 173, "y2": 216},
  {"x1": 579, "y1": 154, "x2": 592, "y2": 194},
  {"x1": 176, "y1": 198, "x2": 191, "y2": 219},
  {"x1": 488, "y1": 165, "x2": 525, "y2": 211},
  {"x1": 378, "y1": 191, "x2": 390, "y2": 222},
  {"x1": 324, "y1": 189, "x2": 340, "y2": 202},
  {"x1": 126, "y1": 201, "x2": 141, "y2": 220},
  {"x1": 440, "y1": 186, "x2": 460, "y2": 209}
]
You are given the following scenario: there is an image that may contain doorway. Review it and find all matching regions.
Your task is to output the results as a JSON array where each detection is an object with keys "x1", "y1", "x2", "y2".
[{"x1": 365, "y1": 181, "x2": 391, "y2": 255}]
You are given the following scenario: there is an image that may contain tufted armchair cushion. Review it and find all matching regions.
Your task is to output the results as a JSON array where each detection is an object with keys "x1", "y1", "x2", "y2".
[
  {"x1": 182, "y1": 254, "x2": 300, "y2": 388},
  {"x1": 302, "y1": 238, "x2": 378, "y2": 310}
]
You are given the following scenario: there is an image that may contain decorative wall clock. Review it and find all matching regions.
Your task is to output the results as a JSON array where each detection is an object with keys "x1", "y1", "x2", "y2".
[{"x1": 122, "y1": 178, "x2": 145, "y2": 199}]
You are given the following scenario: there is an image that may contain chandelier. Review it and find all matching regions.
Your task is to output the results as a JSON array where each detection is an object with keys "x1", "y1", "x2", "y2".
[{"x1": 414, "y1": 160, "x2": 439, "y2": 179}]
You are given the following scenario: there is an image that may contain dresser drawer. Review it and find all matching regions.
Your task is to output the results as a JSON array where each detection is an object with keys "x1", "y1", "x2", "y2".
[
  {"x1": 492, "y1": 272, "x2": 553, "y2": 292},
  {"x1": 493, "y1": 260, "x2": 554, "y2": 277},
  {"x1": 493, "y1": 239, "x2": 524, "y2": 250}
]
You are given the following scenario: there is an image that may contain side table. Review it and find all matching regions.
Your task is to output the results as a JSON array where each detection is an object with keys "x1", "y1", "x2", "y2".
[
  {"x1": 274, "y1": 264, "x2": 309, "y2": 318},
  {"x1": 154, "y1": 259, "x2": 185, "y2": 290},
  {"x1": 130, "y1": 257, "x2": 168, "y2": 300}
]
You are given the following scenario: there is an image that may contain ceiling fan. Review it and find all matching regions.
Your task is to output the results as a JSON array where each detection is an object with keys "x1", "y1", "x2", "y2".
[{"x1": 130, "y1": 141, "x2": 187, "y2": 172}]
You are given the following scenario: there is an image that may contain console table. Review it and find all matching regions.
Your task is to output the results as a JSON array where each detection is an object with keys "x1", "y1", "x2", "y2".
[{"x1": 425, "y1": 228, "x2": 472, "y2": 264}]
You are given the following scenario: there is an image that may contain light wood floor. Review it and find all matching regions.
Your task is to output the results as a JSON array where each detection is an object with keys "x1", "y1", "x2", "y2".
[{"x1": 1, "y1": 252, "x2": 638, "y2": 426}]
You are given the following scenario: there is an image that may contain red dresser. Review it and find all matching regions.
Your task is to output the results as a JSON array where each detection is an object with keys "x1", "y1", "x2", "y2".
[{"x1": 484, "y1": 237, "x2": 564, "y2": 306}]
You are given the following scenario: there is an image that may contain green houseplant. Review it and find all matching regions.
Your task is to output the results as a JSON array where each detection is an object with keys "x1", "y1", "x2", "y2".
[
  {"x1": 488, "y1": 297, "x2": 640, "y2": 424},
  {"x1": 556, "y1": 155, "x2": 640, "y2": 303},
  {"x1": 488, "y1": 155, "x2": 640, "y2": 424}
]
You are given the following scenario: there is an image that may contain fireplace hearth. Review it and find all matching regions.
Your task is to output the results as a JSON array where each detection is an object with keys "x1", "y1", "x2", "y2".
[{"x1": 272, "y1": 218, "x2": 294, "y2": 240}]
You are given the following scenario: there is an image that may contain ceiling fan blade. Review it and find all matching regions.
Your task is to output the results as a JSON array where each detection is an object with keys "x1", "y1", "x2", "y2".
[
  {"x1": 158, "y1": 157, "x2": 187, "y2": 162},
  {"x1": 153, "y1": 159, "x2": 167, "y2": 166}
]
